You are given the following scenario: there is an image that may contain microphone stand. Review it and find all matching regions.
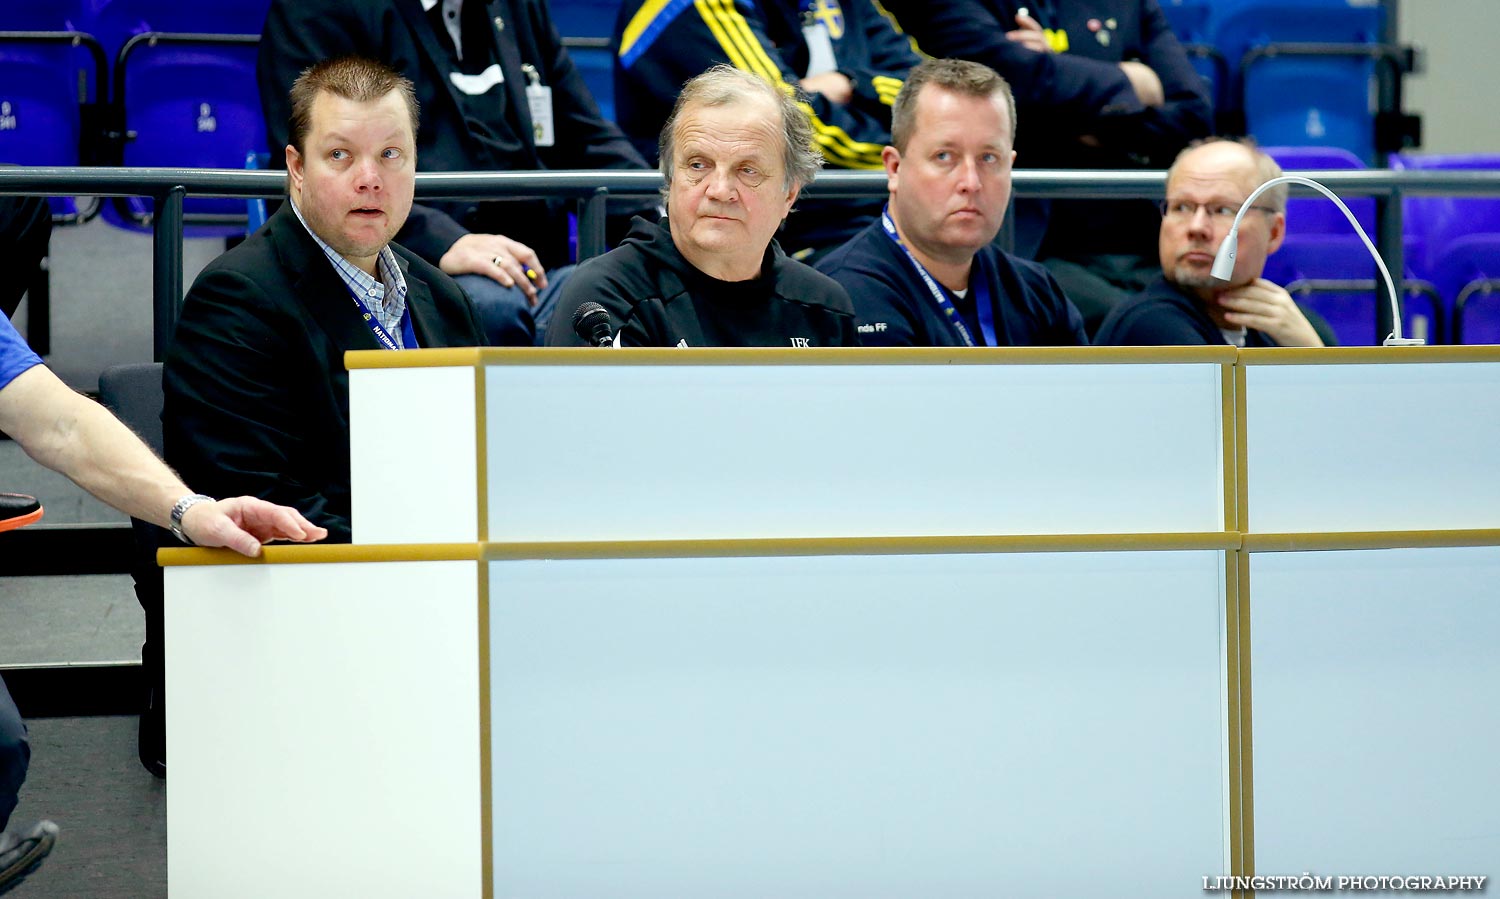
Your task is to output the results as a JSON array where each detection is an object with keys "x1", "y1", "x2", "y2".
[{"x1": 1211, "y1": 175, "x2": 1426, "y2": 346}]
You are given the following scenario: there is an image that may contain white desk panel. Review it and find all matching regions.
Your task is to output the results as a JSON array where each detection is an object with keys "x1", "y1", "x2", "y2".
[
  {"x1": 1251, "y1": 547, "x2": 1500, "y2": 874},
  {"x1": 1245, "y1": 362, "x2": 1500, "y2": 532},
  {"x1": 487, "y1": 551, "x2": 1229, "y2": 898},
  {"x1": 486, "y1": 362, "x2": 1225, "y2": 540},
  {"x1": 350, "y1": 365, "x2": 479, "y2": 544},
  {"x1": 165, "y1": 560, "x2": 483, "y2": 899}
]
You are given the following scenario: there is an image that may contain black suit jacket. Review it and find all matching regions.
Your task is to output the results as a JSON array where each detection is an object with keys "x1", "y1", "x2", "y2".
[
  {"x1": 257, "y1": 0, "x2": 647, "y2": 267},
  {"x1": 162, "y1": 205, "x2": 485, "y2": 543}
]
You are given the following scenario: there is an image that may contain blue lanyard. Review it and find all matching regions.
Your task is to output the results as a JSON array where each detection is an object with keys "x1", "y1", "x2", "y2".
[
  {"x1": 347, "y1": 286, "x2": 418, "y2": 350},
  {"x1": 880, "y1": 207, "x2": 997, "y2": 347}
]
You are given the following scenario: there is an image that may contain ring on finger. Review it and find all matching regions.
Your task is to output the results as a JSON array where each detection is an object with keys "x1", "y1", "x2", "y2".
[{"x1": 492, "y1": 254, "x2": 506, "y2": 267}]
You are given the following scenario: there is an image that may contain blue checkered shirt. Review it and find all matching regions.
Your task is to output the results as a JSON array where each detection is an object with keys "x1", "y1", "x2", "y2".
[{"x1": 290, "y1": 199, "x2": 413, "y2": 348}]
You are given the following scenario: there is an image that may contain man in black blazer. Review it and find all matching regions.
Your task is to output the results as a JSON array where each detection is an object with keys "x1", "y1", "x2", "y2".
[
  {"x1": 165, "y1": 56, "x2": 485, "y2": 544},
  {"x1": 258, "y1": 0, "x2": 651, "y2": 346}
]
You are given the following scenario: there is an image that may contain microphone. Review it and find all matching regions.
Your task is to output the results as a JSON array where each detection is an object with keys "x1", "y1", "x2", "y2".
[
  {"x1": 571, "y1": 301, "x2": 616, "y2": 347},
  {"x1": 1212, "y1": 175, "x2": 1424, "y2": 346}
]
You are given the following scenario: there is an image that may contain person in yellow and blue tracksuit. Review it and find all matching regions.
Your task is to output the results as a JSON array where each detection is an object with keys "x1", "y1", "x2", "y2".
[
  {"x1": 613, "y1": 0, "x2": 922, "y2": 260},
  {"x1": 875, "y1": 0, "x2": 1213, "y2": 334}
]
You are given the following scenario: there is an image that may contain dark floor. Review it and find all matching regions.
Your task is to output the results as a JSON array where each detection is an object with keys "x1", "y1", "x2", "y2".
[
  {"x1": 7, "y1": 716, "x2": 166, "y2": 898},
  {"x1": 3, "y1": 216, "x2": 211, "y2": 898}
]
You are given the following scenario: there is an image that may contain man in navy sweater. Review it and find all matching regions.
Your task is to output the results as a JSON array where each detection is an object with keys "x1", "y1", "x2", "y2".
[
  {"x1": 816, "y1": 58, "x2": 1086, "y2": 347},
  {"x1": 1096, "y1": 138, "x2": 1325, "y2": 348}
]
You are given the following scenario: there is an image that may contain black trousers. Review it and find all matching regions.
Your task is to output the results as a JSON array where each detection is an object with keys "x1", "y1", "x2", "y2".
[
  {"x1": 0, "y1": 679, "x2": 29, "y2": 832},
  {"x1": 0, "y1": 190, "x2": 52, "y2": 320}
]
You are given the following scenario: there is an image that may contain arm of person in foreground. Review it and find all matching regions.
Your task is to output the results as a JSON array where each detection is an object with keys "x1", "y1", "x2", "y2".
[{"x1": 0, "y1": 365, "x2": 327, "y2": 555}]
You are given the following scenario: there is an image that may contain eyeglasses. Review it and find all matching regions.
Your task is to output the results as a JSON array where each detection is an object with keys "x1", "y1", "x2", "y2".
[{"x1": 1159, "y1": 200, "x2": 1278, "y2": 223}]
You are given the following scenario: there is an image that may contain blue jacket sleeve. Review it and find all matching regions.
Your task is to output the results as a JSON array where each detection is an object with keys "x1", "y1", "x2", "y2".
[
  {"x1": 876, "y1": 0, "x2": 1144, "y2": 119},
  {"x1": 841, "y1": 0, "x2": 921, "y2": 119},
  {"x1": 1089, "y1": 0, "x2": 1214, "y2": 166}
]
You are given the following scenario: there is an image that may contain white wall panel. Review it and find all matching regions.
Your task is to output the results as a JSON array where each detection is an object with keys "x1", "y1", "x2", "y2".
[
  {"x1": 350, "y1": 366, "x2": 478, "y2": 543},
  {"x1": 486, "y1": 362, "x2": 1225, "y2": 541},
  {"x1": 165, "y1": 560, "x2": 483, "y2": 898},
  {"x1": 1246, "y1": 362, "x2": 1500, "y2": 532},
  {"x1": 487, "y1": 550, "x2": 1229, "y2": 898},
  {"x1": 1251, "y1": 547, "x2": 1500, "y2": 874}
]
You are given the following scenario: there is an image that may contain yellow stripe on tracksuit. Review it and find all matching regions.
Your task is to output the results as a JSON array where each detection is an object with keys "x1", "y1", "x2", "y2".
[
  {"x1": 693, "y1": 0, "x2": 886, "y2": 169},
  {"x1": 869, "y1": 0, "x2": 925, "y2": 58},
  {"x1": 619, "y1": 0, "x2": 679, "y2": 62},
  {"x1": 871, "y1": 75, "x2": 902, "y2": 106}
]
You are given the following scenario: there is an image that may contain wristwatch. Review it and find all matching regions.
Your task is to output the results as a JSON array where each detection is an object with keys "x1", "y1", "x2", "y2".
[{"x1": 169, "y1": 493, "x2": 215, "y2": 545}]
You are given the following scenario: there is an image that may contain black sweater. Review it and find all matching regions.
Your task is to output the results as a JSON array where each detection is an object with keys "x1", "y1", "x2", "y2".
[{"x1": 545, "y1": 217, "x2": 859, "y2": 347}]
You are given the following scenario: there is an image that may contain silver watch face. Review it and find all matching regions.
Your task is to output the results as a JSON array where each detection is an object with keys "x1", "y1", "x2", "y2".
[{"x1": 170, "y1": 494, "x2": 214, "y2": 544}]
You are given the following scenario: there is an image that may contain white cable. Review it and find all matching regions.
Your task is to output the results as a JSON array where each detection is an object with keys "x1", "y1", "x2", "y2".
[{"x1": 1211, "y1": 175, "x2": 1424, "y2": 346}]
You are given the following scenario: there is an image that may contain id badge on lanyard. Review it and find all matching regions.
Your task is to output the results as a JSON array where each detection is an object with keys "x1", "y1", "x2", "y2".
[
  {"x1": 348, "y1": 287, "x2": 418, "y2": 351},
  {"x1": 880, "y1": 207, "x2": 998, "y2": 347},
  {"x1": 522, "y1": 63, "x2": 554, "y2": 147},
  {"x1": 800, "y1": 0, "x2": 840, "y2": 76}
]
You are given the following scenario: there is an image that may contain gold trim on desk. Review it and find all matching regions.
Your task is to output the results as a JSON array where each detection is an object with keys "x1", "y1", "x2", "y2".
[
  {"x1": 1223, "y1": 552, "x2": 1242, "y2": 871},
  {"x1": 156, "y1": 530, "x2": 1500, "y2": 567},
  {"x1": 157, "y1": 543, "x2": 483, "y2": 566},
  {"x1": 343, "y1": 345, "x2": 1500, "y2": 369},
  {"x1": 475, "y1": 562, "x2": 494, "y2": 899},
  {"x1": 1238, "y1": 345, "x2": 1500, "y2": 365},
  {"x1": 474, "y1": 364, "x2": 489, "y2": 542},
  {"x1": 1243, "y1": 529, "x2": 1500, "y2": 552},
  {"x1": 351, "y1": 346, "x2": 1237, "y2": 368},
  {"x1": 1224, "y1": 362, "x2": 1243, "y2": 534},
  {"x1": 480, "y1": 532, "x2": 1240, "y2": 561},
  {"x1": 345, "y1": 348, "x2": 485, "y2": 369},
  {"x1": 1232, "y1": 549, "x2": 1256, "y2": 882}
]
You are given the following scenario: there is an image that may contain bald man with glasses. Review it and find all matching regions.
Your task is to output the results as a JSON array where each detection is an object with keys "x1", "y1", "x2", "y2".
[{"x1": 1095, "y1": 138, "x2": 1327, "y2": 348}]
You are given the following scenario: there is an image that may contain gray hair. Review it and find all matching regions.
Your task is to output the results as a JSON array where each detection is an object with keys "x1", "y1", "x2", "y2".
[
  {"x1": 657, "y1": 65, "x2": 821, "y2": 195},
  {"x1": 1166, "y1": 137, "x2": 1288, "y2": 213},
  {"x1": 890, "y1": 58, "x2": 1017, "y2": 154}
]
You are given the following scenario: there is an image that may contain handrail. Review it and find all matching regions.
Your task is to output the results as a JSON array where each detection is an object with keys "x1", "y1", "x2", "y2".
[
  {"x1": 3, "y1": 166, "x2": 1500, "y2": 357},
  {"x1": 5, "y1": 166, "x2": 1500, "y2": 199}
]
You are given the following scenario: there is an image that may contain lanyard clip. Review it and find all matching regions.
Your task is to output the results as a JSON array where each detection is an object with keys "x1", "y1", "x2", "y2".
[{"x1": 521, "y1": 63, "x2": 541, "y2": 87}]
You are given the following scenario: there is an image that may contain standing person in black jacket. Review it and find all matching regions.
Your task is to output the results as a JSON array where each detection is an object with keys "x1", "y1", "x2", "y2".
[
  {"x1": 258, "y1": 0, "x2": 651, "y2": 346},
  {"x1": 545, "y1": 66, "x2": 857, "y2": 347},
  {"x1": 875, "y1": 0, "x2": 1213, "y2": 332},
  {"x1": 612, "y1": 0, "x2": 921, "y2": 259}
]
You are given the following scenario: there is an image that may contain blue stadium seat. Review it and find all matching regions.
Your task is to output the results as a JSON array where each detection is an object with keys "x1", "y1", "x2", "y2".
[
  {"x1": 570, "y1": 44, "x2": 616, "y2": 124},
  {"x1": 553, "y1": 0, "x2": 620, "y2": 123},
  {"x1": 82, "y1": 0, "x2": 269, "y2": 234},
  {"x1": 1211, "y1": 1, "x2": 1385, "y2": 162},
  {"x1": 245, "y1": 150, "x2": 269, "y2": 235},
  {"x1": 1391, "y1": 153, "x2": 1500, "y2": 344},
  {"x1": 1433, "y1": 236, "x2": 1500, "y2": 345},
  {"x1": 1262, "y1": 145, "x2": 1373, "y2": 234},
  {"x1": 1256, "y1": 145, "x2": 1435, "y2": 344},
  {"x1": 1264, "y1": 236, "x2": 1439, "y2": 346},
  {"x1": 0, "y1": 3, "x2": 109, "y2": 222}
]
